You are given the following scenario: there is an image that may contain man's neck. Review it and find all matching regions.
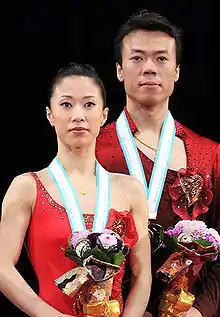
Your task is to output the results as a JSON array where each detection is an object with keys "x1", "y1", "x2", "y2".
[{"x1": 126, "y1": 99, "x2": 169, "y2": 135}]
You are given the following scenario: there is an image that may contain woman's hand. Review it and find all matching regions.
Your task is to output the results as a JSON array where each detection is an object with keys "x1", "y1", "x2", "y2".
[{"x1": 122, "y1": 177, "x2": 152, "y2": 317}]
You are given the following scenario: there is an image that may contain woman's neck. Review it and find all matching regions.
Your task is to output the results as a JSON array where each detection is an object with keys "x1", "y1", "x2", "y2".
[{"x1": 56, "y1": 142, "x2": 96, "y2": 178}]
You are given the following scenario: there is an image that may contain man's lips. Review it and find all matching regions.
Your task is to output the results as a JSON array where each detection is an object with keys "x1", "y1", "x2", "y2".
[
  {"x1": 69, "y1": 127, "x2": 89, "y2": 131},
  {"x1": 139, "y1": 81, "x2": 161, "y2": 86}
]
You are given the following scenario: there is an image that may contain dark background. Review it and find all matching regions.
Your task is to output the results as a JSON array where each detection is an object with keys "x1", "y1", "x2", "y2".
[{"x1": 2, "y1": 0, "x2": 220, "y2": 315}]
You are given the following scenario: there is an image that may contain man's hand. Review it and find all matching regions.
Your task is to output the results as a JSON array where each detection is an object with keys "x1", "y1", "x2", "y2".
[
  {"x1": 143, "y1": 312, "x2": 153, "y2": 317},
  {"x1": 184, "y1": 307, "x2": 203, "y2": 317}
]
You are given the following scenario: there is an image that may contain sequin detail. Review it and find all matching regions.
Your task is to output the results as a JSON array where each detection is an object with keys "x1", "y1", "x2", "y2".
[
  {"x1": 169, "y1": 168, "x2": 213, "y2": 220},
  {"x1": 110, "y1": 218, "x2": 127, "y2": 238},
  {"x1": 36, "y1": 178, "x2": 66, "y2": 212},
  {"x1": 84, "y1": 215, "x2": 94, "y2": 229},
  {"x1": 179, "y1": 174, "x2": 203, "y2": 207}
]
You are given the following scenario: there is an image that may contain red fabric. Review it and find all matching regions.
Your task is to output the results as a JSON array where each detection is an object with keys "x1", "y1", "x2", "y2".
[
  {"x1": 95, "y1": 107, "x2": 220, "y2": 317},
  {"x1": 27, "y1": 172, "x2": 138, "y2": 316},
  {"x1": 169, "y1": 168, "x2": 213, "y2": 220}
]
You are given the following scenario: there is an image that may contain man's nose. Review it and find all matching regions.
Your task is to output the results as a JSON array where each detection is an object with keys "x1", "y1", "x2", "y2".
[{"x1": 142, "y1": 59, "x2": 157, "y2": 75}]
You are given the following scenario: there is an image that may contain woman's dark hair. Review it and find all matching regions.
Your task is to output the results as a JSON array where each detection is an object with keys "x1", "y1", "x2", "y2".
[
  {"x1": 114, "y1": 9, "x2": 182, "y2": 66},
  {"x1": 48, "y1": 62, "x2": 106, "y2": 107}
]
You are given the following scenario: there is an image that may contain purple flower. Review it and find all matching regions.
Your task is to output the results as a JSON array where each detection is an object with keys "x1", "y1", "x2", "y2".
[
  {"x1": 208, "y1": 229, "x2": 220, "y2": 243},
  {"x1": 164, "y1": 219, "x2": 220, "y2": 258},
  {"x1": 169, "y1": 220, "x2": 209, "y2": 240},
  {"x1": 165, "y1": 229, "x2": 174, "y2": 237},
  {"x1": 173, "y1": 227, "x2": 183, "y2": 236},
  {"x1": 204, "y1": 234, "x2": 216, "y2": 244},
  {"x1": 87, "y1": 232, "x2": 102, "y2": 248},
  {"x1": 101, "y1": 228, "x2": 122, "y2": 241},
  {"x1": 70, "y1": 230, "x2": 90, "y2": 248},
  {"x1": 97, "y1": 234, "x2": 118, "y2": 250},
  {"x1": 193, "y1": 234, "x2": 201, "y2": 240}
]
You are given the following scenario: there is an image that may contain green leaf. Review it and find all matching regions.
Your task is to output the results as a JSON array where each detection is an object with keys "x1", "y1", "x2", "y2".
[
  {"x1": 91, "y1": 246, "x2": 111, "y2": 263},
  {"x1": 163, "y1": 234, "x2": 179, "y2": 252},
  {"x1": 109, "y1": 250, "x2": 126, "y2": 266},
  {"x1": 195, "y1": 238, "x2": 213, "y2": 248},
  {"x1": 83, "y1": 248, "x2": 96, "y2": 259},
  {"x1": 65, "y1": 247, "x2": 77, "y2": 256},
  {"x1": 159, "y1": 230, "x2": 165, "y2": 241},
  {"x1": 64, "y1": 248, "x2": 83, "y2": 266}
]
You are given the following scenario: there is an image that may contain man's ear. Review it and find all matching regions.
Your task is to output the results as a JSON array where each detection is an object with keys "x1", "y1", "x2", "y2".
[
  {"x1": 174, "y1": 65, "x2": 180, "y2": 82},
  {"x1": 116, "y1": 63, "x2": 124, "y2": 82}
]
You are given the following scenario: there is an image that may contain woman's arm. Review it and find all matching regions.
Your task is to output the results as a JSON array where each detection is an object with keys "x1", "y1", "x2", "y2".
[
  {"x1": 122, "y1": 177, "x2": 152, "y2": 317},
  {"x1": 0, "y1": 174, "x2": 71, "y2": 317}
]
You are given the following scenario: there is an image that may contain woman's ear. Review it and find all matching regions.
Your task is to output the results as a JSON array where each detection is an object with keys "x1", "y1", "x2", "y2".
[
  {"x1": 46, "y1": 107, "x2": 54, "y2": 127},
  {"x1": 101, "y1": 107, "x2": 109, "y2": 126}
]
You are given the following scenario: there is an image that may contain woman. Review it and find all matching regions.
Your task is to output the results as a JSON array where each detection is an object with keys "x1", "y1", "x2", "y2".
[{"x1": 0, "y1": 62, "x2": 151, "y2": 317}]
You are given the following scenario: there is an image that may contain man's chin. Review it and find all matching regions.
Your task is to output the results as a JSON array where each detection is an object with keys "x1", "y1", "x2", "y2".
[{"x1": 139, "y1": 96, "x2": 161, "y2": 107}]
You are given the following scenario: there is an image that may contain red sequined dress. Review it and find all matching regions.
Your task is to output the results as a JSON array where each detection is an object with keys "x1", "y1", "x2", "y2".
[
  {"x1": 27, "y1": 172, "x2": 138, "y2": 316},
  {"x1": 96, "y1": 107, "x2": 220, "y2": 317}
]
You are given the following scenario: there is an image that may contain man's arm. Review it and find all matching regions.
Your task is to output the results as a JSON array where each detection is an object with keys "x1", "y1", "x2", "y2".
[{"x1": 192, "y1": 145, "x2": 220, "y2": 317}]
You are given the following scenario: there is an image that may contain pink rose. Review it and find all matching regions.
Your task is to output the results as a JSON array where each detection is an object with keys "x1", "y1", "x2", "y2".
[
  {"x1": 98, "y1": 234, "x2": 118, "y2": 249},
  {"x1": 70, "y1": 230, "x2": 90, "y2": 248}
]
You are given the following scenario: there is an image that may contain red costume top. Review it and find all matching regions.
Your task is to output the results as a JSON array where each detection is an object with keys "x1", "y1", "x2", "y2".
[
  {"x1": 27, "y1": 172, "x2": 138, "y2": 316},
  {"x1": 96, "y1": 107, "x2": 220, "y2": 317}
]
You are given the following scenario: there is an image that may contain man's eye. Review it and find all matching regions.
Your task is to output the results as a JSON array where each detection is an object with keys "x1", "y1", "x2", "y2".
[
  {"x1": 157, "y1": 56, "x2": 168, "y2": 62},
  {"x1": 131, "y1": 56, "x2": 142, "y2": 61}
]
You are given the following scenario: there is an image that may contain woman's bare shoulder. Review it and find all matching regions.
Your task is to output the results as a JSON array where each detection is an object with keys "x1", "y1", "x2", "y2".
[
  {"x1": 110, "y1": 172, "x2": 145, "y2": 195},
  {"x1": 8, "y1": 168, "x2": 47, "y2": 189},
  {"x1": 2, "y1": 168, "x2": 46, "y2": 208}
]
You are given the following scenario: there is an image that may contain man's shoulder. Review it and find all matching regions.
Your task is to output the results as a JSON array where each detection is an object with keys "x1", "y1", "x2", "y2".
[
  {"x1": 96, "y1": 120, "x2": 117, "y2": 147},
  {"x1": 99, "y1": 120, "x2": 117, "y2": 136},
  {"x1": 176, "y1": 120, "x2": 218, "y2": 150}
]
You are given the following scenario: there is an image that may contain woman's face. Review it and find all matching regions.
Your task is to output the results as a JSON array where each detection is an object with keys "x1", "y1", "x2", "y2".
[{"x1": 47, "y1": 75, "x2": 108, "y2": 149}]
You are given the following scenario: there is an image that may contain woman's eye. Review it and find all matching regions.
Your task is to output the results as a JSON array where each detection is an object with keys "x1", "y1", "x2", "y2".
[
  {"x1": 60, "y1": 102, "x2": 72, "y2": 108},
  {"x1": 85, "y1": 102, "x2": 95, "y2": 108}
]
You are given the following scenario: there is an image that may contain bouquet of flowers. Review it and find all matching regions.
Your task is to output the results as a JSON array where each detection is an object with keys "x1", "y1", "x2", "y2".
[
  {"x1": 55, "y1": 229, "x2": 129, "y2": 317},
  {"x1": 156, "y1": 220, "x2": 220, "y2": 317}
]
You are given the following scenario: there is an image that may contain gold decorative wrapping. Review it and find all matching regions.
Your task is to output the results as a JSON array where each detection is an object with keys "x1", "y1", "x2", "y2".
[
  {"x1": 157, "y1": 218, "x2": 220, "y2": 317},
  {"x1": 157, "y1": 252, "x2": 195, "y2": 317},
  {"x1": 157, "y1": 239, "x2": 219, "y2": 317},
  {"x1": 82, "y1": 299, "x2": 120, "y2": 317},
  {"x1": 55, "y1": 256, "x2": 121, "y2": 316},
  {"x1": 159, "y1": 289, "x2": 195, "y2": 317}
]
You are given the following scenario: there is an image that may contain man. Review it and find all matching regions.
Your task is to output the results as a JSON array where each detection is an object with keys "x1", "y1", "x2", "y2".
[{"x1": 96, "y1": 10, "x2": 220, "y2": 317}]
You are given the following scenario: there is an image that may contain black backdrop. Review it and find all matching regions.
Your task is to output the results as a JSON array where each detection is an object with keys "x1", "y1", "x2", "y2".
[{"x1": 2, "y1": 0, "x2": 220, "y2": 315}]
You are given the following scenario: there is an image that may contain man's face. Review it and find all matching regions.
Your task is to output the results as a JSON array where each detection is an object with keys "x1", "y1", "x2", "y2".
[{"x1": 116, "y1": 30, "x2": 180, "y2": 106}]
